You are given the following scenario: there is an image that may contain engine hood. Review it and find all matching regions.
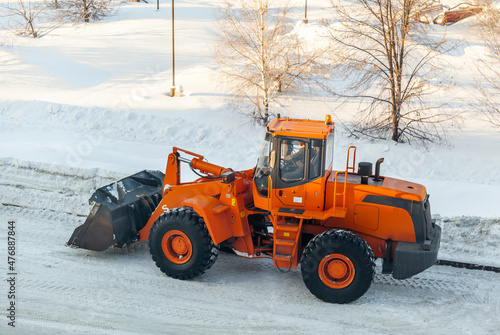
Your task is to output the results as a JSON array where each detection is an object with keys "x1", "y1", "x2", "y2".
[
  {"x1": 373, "y1": 176, "x2": 427, "y2": 202},
  {"x1": 351, "y1": 176, "x2": 427, "y2": 202}
]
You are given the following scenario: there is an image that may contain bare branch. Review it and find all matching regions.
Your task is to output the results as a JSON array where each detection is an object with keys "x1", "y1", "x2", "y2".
[
  {"x1": 215, "y1": 0, "x2": 331, "y2": 123},
  {"x1": 324, "y1": 0, "x2": 455, "y2": 144},
  {"x1": 1, "y1": 0, "x2": 61, "y2": 38},
  {"x1": 472, "y1": 1, "x2": 500, "y2": 127}
]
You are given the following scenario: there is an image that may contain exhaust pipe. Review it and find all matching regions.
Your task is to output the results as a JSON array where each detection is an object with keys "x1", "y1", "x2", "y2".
[{"x1": 374, "y1": 158, "x2": 384, "y2": 181}]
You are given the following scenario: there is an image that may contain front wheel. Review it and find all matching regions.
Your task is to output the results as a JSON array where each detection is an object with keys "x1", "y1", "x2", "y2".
[
  {"x1": 300, "y1": 230, "x2": 375, "y2": 304},
  {"x1": 148, "y1": 207, "x2": 218, "y2": 280}
]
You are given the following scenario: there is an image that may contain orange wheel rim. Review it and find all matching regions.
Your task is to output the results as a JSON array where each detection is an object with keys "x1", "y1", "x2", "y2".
[
  {"x1": 318, "y1": 254, "x2": 355, "y2": 289},
  {"x1": 161, "y1": 230, "x2": 193, "y2": 264}
]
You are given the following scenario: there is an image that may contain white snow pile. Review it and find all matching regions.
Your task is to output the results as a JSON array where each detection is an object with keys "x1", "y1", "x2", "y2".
[{"x1": 436, "y1": 215, "x2": 500, "y2": 266}]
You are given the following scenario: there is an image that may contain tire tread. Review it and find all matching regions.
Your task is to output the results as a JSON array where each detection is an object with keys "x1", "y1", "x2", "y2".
[{"x1": 148, "y1": 207, "x2": 218, "y2": 280}]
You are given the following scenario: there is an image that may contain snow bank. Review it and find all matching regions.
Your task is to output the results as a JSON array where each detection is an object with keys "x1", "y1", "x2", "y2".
[{"x1": 437, "y1": 215, "x2": 500, "y2": 267}]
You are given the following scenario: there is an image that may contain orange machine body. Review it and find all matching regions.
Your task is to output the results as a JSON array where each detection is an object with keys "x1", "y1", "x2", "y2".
[{"x1": 137, "y1": 116, "x2": 438, "y2": 279}]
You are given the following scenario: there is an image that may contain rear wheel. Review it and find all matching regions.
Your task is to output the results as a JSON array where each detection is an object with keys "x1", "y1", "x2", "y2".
[
  {"x1": 149, "y1": 207, "x2": 218, "y2": 280},
  {"x1": 301, "y1": 230, "x2": 375, "y2": 304}
]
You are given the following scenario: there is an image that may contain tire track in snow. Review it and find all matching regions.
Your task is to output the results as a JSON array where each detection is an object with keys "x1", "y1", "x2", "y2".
[
  {"x1": 0, "y1": 205, "x2": 284, "y2": 331},
  {"x1": 3, "y1": 206, "x2": 499, "y2": 334},
  {"x1": 0, "y1": 158, "x2": 122, "y2": 216}
]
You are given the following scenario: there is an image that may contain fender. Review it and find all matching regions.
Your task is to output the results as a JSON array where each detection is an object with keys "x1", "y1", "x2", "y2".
[
  {"x1": 181, "y1": 195, "x2": 233, "y2": 245},
  {"x1": 139, "y1": 199, "x2": 168, "y2": 241},
  {"x1": 138, "y1": 195, "x2": 234, "y2": 245}
]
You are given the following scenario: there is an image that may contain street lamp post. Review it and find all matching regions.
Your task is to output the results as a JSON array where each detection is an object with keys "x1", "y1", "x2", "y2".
[
  {"x1": 304, "y1": 0, "x2": 308, "y2": 23},
  {"x1": 170, "y1": 0, "x2": 176, "y2": 97}
]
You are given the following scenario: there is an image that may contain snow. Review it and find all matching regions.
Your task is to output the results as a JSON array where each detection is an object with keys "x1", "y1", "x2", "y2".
[{"x1": 0, "y1": 0, "x2": 499, "y2": 333}]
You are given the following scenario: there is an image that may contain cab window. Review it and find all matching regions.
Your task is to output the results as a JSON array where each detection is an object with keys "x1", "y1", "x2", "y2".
[
  {"x1": 324, "y1": 133, "x2": 334, "y2": 172},
  {"x1": 280, "y1": 139, "x2": 305, "y2": 183},
  {"x1": 254, "y1": 133, "x2": 273, "y2": 197},
  {"x1": 309, "y1": 139, "x2": 323, "y2": 180}
]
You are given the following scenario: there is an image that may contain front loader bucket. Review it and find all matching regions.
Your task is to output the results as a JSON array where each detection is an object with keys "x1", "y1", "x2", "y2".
[{"x1": 67, "y1": 170, "x2": 164, "y2": 251}]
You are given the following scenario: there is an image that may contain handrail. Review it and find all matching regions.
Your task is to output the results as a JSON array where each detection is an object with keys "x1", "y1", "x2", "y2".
[
  {"x1": 332, "y1": 146, "x2": 357, "y2": 213},
  {"x1": 346, "y1": 146, "x2": 357, "y2": 173}
]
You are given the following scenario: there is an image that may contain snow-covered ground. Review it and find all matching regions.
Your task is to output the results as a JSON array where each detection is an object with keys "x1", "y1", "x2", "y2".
[{"x1": 0, "y1": 0, "x2": 499, "y2": 333}]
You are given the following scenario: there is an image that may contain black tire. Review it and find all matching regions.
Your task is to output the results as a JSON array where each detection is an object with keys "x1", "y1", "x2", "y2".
[
  {"x1": 300, "y1": 229, "x2": 375, "y2": 304},
  {"x1": 148, "y1": 207, "x2": 218, "y2": 280}
]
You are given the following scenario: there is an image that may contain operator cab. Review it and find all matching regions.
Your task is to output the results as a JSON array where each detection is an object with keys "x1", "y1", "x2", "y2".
[{"x1": 253, "y1": 116, "x2": 335, "y2": 211}]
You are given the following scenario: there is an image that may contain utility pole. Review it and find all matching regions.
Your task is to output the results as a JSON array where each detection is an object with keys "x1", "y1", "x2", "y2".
[
  {"x1": 303, "y1": 0, "x2": 308, "y2": 23},
  {"x1": 170, "y1": 0, "x2": 176, "y2": 97},
  {"x1": 155, "y1": 1, "x2": 180, "y2": 97}
]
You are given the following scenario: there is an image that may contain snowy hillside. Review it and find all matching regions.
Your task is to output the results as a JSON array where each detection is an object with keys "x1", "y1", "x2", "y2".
[{"x1": 0, "y1": 0, "x2": 499, "y2": 333}]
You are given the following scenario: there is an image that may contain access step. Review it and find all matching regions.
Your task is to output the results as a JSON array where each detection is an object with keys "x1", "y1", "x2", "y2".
[
  {"x1": 275, "y1": 239, "x2": 295, "y2": 247},
  {"x1": 274, "y1": 253, "x2": 292, "y2": 261}
]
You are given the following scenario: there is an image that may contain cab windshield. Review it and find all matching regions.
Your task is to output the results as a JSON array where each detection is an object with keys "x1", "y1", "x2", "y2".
[{"x1": 254, "y1": 133, "x2": 273, "y2": 197}]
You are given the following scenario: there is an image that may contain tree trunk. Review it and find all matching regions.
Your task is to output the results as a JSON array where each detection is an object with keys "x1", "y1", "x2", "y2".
[
  {"x1": 28, "y1": 20, "x2": 37, "y2": 38},
  {"x1": 263, "y1": 101, "x2": 269, "y2": 123},
  {"x1": 259, "y1": 5, "x2": 268, "y2": 124},
  {"x1": 84, "y1": 0, "x2": 90, "y2": 23},
  {"x1": 391, "y1": 107, "x2": 400, "y2": 142}
]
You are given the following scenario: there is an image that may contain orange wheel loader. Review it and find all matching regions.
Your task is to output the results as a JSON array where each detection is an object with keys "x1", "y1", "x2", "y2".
[{"x1": 67, "y1": 115, "x2": 441, "y2": 303}]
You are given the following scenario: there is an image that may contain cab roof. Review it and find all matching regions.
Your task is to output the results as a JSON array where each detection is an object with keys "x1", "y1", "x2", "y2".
[{"x1": 266, "y1": 115, "x2": 334, "y2": 139}]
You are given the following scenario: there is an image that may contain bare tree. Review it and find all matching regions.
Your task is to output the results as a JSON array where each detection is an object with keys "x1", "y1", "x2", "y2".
[
  {"x1": 215, "y1": 0, "x2": 329, "y2": 123},
  {"x1": 1, "y1": 0, "x2": 59, "y2": 38},
  {"x1": 473, "y1": 1, "x2": 500, "y2": 127},
  {"x1": 324, "y1": 0, "x2": 455, "y2": 144},
  {"x1": 58, "y1": 0, "x2": 113, "y2": 23}
]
